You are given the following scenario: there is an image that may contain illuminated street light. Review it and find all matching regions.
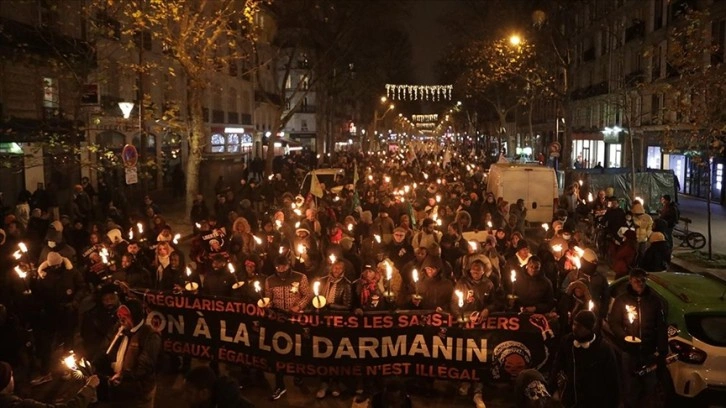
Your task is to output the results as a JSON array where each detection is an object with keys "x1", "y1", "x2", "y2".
[{"x1": 509, "y1": 34, "x2": 522, "y2": 46}]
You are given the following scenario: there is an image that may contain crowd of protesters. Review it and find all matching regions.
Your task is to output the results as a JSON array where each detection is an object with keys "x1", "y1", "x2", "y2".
[{"x1": 0, "y1": 146, "x2": 676, "y2": 408}]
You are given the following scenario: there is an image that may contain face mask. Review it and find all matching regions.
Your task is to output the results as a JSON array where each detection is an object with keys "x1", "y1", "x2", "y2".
[{"x1": 48, "y1": 241, "x2": 56, "y2": 248}]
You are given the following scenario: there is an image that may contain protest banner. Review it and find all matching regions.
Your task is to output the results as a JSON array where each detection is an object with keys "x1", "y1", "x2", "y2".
[{"x1": 139, "y1": 291, "x2": 558, "y2": 381}]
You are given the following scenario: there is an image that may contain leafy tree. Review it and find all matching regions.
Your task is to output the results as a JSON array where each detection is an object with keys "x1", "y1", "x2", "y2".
[
  {"x1": 664, "y1": 6, "x2": 726, "y2": 258},
  {"x1": 93, "y1": 0, "x2": 263, "y2": 214}
]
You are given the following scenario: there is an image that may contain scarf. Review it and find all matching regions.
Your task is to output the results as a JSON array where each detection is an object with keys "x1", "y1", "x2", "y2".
[{"x1": 360, "y1": 278, "x2": 379, "y2": 305}]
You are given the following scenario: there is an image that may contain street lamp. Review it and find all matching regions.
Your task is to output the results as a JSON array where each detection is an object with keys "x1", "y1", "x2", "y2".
[{"x1": 509, "y1": 34, "x2": 522, "y2": 46}]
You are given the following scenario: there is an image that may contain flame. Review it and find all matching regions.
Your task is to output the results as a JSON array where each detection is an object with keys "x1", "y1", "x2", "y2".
[
  {"x1": 510, "y1": 270, "x2": 517, "y2": 283},
  {"x1": 279, "y1": 247, "x2": 284, "y2": 254},
  {"x1": 18, "y1": 242, "x2": 28, "y2": 253},
  {"x1": 297, "y1": 243, "x2": 305, "y2": 255},
  {"x1": 313, "y1": 281, "x2": 320, "y2": 296},
  {"x1": 254, "y1": 281, "x2": 262, "y2": 293},
  {"x1": 487, "y1": 221, "x2": 493, "y2": 228},
  {"x1": 588, "y1": 192, "x2": 594, "y2": 202},
  {"x1": 195, "y1": 223, "x2": 201, "y2": 229},
  {"x1": 173, "y1": 233, "x2": 181, "y2": 244},
  {"x1": 63, "y1": 352, "x2": 77, "y2": 370},
  {"x1": 574, "y1": 246, "x2": 585, "y2": 257},
  {"x1": 253, "y1": 236, "x2": 262, "y2": 245},
  {"x1": 275, "y1": 220, "x2": 282, "y2": 229},
  {"x1": 468, "y1": 241, "x2": 478, "y2": 251},
  {"x1": 626, "y1": 304, "x2": 637, "y2": 324},
  {"x1": 293, "y1": 209, "x2": 302, "y2": 217},
  {"x1": 413, "y1": 182, "x2": 418, "y2": 189},
  {"x1": 435, "y1": 195, "x2": 441, "y2": 203},
  {"x1": 14, "y1": 266, "x2": 27, "y2": 279},
  {"x1": 329, "y1": 254, "x2": 336, "y2": 264},
  {"x1": 384, "y1": 176, "x2": 391, "y2": 183},
  {"x1": 578, "y1": 180, "x2": 583, "y2": 186},
  {"x1": 185, "y1": 266, "x2": 192, "y2": 277},
  {"x1": 572, "y1": 256, "x2": 581, "y2": 269},
  {"x1": 404, "y1": 185, "x2": 410, "y2": 193},
  {"x1": 374, "y1": 234, "x2": 381, "y2": 244},
  {"x1": 455, "y1": 290, "x2": 464, "y2": 308},
  {"x1": 227, "y1": 263, "x2": 235, "y2": 274},
  {"x1": 137, "y1": 223, "x2": 143, "y2": 234},
  {"x1": 588, "y1": 300, "x2": 595, "y2": 311},
  {"x1": 551, "y1": 244, "x2": 563, "y2": 252},
  {"x1": 13, "y1": 250, "x2": 21, "y2": 260},
  {"x1": 347, "y1": 223, "x2": 353, "y2": 232},
  {"x1": 295, "y1": 221, "x2": 300, "y2": 229},
  {"x1": 385, "y1": 263, "x2": 392, "y2": 281},
  {"x1": 542, "y1": 223, "x2": 549, "y2": 232},
  {"x1": 412, "y1": 269, "x2": 419, "y2": 283},
  {"x1": 423, "y1": 173, "x2": 428, "y2": 180},
  {"x1": 129, "y1": 229, "x2": 134, "y2": 240}
]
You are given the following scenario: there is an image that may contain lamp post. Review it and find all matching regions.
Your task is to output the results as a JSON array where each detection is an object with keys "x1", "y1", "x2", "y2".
[{"x1": 368, "y1": 96, "x2": 394, "y2": 151}]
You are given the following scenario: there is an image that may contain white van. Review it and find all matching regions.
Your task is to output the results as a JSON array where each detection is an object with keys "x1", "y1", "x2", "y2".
[
  {"x1": 486, "y1": 163, "x2": 558, "y2": 223},
  {"x1": 299, "y1": 168, "x2": 346, "y2": 197}
]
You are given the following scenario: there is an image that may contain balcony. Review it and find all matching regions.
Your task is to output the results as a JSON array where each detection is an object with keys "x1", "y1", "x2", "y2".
[{"x1": 624, "y1": 70, "x2": 645, "y2": 86}]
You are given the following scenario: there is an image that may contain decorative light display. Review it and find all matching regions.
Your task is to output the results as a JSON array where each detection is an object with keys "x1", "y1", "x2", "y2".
[
  {"x1": 415, "y1": 123, "x2": 436, "y2": 129},
  {"x1": 411, "y1": 114, "x2": 438, "y2": 122},
  {"x1": 385, "y1": 84, "x2": 453, "y2": 101}
]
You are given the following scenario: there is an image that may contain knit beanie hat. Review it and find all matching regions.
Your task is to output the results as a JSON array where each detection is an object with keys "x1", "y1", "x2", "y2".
[
  {"x1": 117, "y1": 298, "x2": 145, "y2": 325},
  {"x1": 0, "y1": 361, "x2": 11, "y2": 391},
  {"x1": 573, "y1": 310, "x2": 597, "y2": 332}
]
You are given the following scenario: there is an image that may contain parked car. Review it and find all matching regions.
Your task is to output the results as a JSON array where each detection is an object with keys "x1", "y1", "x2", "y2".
[{"x1": 606, "y1": 271, "x2": 726, "y2": 403}]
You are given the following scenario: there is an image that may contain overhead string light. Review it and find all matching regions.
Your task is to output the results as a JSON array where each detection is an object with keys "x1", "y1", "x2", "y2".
[
  {"x1": 412, "y1": 114, "x2": 439, "y2": 122},
  {"x1": 385, "y1": 84, "x2": 453, "y2": 101}
]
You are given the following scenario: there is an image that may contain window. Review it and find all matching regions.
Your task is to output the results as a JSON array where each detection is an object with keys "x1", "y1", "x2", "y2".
[
  {"x1": 651, "y1": 45, "x2": 661, "y2": 79},
  {"x1": 133, "y1": 30, "x2": 152, "y2": 51},
  {"x1": 209, "y1": 133, "x2": 253, "y2": 154},
  {"x1": 654, "y1": 0, "x2": 664, "y2": 31},
  {"x1": 211, "y1": 133, "x2": 226, "y2": 153},
  {"x1": 43, "y1": 77, "x2": 59, "y2": 118}
]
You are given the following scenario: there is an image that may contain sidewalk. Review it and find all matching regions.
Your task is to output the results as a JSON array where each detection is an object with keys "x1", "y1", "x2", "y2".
[{"x1": 676, "y1": 195, "x2": 726, "y2": 255}]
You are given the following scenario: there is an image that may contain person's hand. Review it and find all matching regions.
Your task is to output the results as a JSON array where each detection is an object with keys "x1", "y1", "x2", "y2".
[
  {"x1": 354, "y1": 308, "x2": 363, "y2": 316},
  {"x1": 109, "y1": 373, "x2": 122, "y2": 386},
  {"x1": 290, "y1": 305, "x2": 301, "y2": 313},
  {"x1": 86, "y1": 375, "x2": 100, "y2": 388},
  {"x1": 479, "y1": 309, "x2": 490, "y2": 319}
]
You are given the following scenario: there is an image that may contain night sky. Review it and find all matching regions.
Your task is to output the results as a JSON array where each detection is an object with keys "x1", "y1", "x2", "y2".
[{"x1": 407, "y1": 0, "x2": 463, "y2": 83}]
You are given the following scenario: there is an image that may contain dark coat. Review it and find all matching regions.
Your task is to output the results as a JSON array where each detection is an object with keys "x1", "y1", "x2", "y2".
[
  {"x1": 317, "y1": 275, "x2": 353, "y2": 311},
  {"x1": 550, "y1": 333, "x2": 621, "y2": 408},
  {"x1": 608, "y1": 285, "x2": 668, "y2": 362},
  {"x1": 513, "y1": 272, "x2": 555, "y2": 313},
  {"x1": 639, "y1": 241, "x2": 670, "y2": 272}
]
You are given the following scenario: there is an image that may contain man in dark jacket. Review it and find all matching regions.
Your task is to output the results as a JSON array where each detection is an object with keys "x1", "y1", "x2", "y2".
[
  {"x1": 102, "y1": 299, "x2": 161, "y2": 408},
  {"x1": 411, "y1": 256, "x2": 454, "y2": 312},
  {"x1": 386, "y1": 227, "x2": 414, "y2": 271},
  {"x1": 550, "y1": 310, "x2": 621, "y2": 408},
  {"x1": 608, "y1": 268, "x2": 668, "y2": 408},
  {"x1": 199, "y1": 254, "x2": 233, "y2": 297},
  {"x1": 562, "y1": 248, "x2": 608, "y2": 319},
  {"x1": 512, "y1": 256, "x2": 555, "y2": 314},
  {"x1": 658, "y1": 194, "x2": 678, "y2": 251},
  {"x1": 184, "y1": 365, "x2": 255, "y2": 408}
]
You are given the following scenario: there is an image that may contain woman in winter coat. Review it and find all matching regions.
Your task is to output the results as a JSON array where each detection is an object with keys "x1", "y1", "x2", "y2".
[{"x1": 639, "y1": 232, "x2": 670, "y2": 272}]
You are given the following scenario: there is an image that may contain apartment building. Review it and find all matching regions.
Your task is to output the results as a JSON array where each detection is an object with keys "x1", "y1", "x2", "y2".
[
  {"x1": 0, "y1": 1, "x2": 278, "y2": 206},
  {"x1": 568, "y1": 0, "x2": 726, "y2": 203}
]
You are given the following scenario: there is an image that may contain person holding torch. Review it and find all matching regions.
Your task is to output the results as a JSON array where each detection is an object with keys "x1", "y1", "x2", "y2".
[
  {"x1": 607, "y1": 268, "x2": 668, "y2": 407},
  {"x1": 0, "y1": 360, "x2": 101, "y2": 408}
]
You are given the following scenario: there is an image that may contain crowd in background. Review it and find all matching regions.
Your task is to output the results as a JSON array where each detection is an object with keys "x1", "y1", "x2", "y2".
[{"x1": 0, "y1": 146, "x2": 676, "y2": 408}]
